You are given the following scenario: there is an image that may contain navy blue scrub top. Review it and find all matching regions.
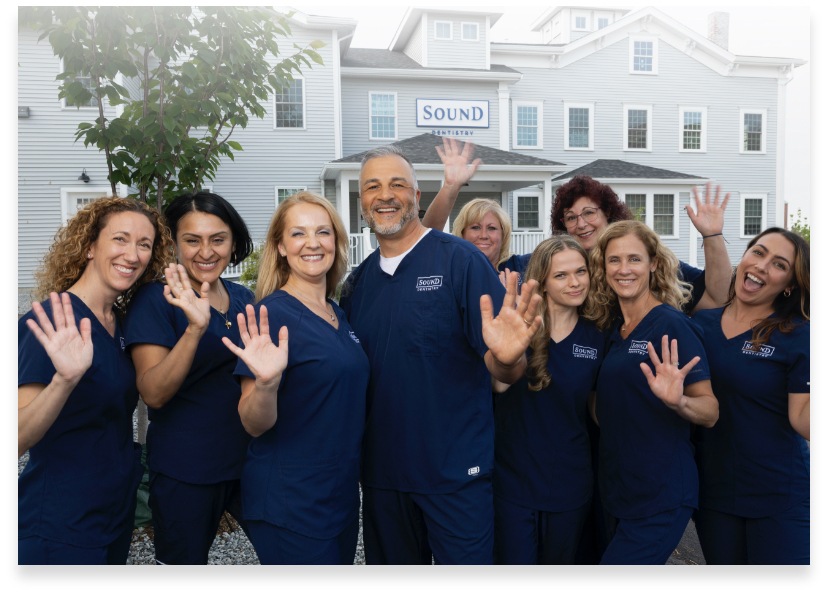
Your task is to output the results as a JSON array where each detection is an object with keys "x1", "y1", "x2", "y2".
[
  {"x1": 693, "y1": 308, "x2": 809, "y2": 517},
  {"x1": 596, "y1": 304, "x2": 710, "y2": 519},
  {"x1": 341, "y1": 230, "x2": 506, "y2": 493},
  {"x1": 494, "y1": 317, "x2": 604, "y2": 511},
  {"x1": 124, "y1": 280, "x2": 253, "y2": 484},
  {"x1": 18, "y1": 293, "x2": 142, "y2": 547},
  {"x1": 234, "y1": 291, "x2": 369, "y2": 540}
]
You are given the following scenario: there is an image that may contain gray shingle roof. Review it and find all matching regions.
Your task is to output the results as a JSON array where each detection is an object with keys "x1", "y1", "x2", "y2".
[
  {"x1": 552, "y1": 159, "x2": 704, "y2": 181},
  {"x1": 342, "y1": 48, "x2": 519, "y2": 74},
  {"x1": 334, "y1": 133, "x2": 564, "y2": 166}
]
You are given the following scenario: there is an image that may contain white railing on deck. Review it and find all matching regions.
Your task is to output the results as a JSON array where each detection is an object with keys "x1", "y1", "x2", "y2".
[{"x1": 509, "y1": 231, "x2": 546, "y2": 257}]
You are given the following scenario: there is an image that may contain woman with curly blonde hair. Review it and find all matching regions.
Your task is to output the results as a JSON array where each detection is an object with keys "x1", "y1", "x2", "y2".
[
  {"x1": 492, "y1": 235, "x2": 604, "y2": 564},
  {"x1": 19, "y1": 196, "x2": 173, "y2": 564},
  {"x1": 222, "y1": 191, "x2": 369, "y2": 564},
  {"x1": 585, "y1": 220, "x2": 718, "y2": 564}
]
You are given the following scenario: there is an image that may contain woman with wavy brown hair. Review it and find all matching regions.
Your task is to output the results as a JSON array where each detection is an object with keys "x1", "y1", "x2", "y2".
[
  {"x1": 492, "y1": 235, "x2": 604, "y2": 564},
  {"x1": 18, "y1": 196, "x2": 173, "y2": 564},
  {"x1": 585, "y1": 220, "x2": 718, "y2": 564}
]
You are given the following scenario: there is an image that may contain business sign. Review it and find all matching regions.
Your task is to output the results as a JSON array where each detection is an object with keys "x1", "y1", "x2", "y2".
[{"x1": 416, "y1": 99, "x2": 489, "y2": 128}]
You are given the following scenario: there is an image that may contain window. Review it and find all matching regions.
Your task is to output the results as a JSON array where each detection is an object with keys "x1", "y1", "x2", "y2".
[
  {"x1": 516, "y1": 194, "x2": 540, "y2": 228},
  {"x1": 630, "y1": 37, "x2": 658, "y2": 74},
  {"x1": 653, "y1": 194, "x2": 676, "y2": 236},
  {"x1": 624, "y1": 194, "x2": 646, "y2": 221},
  {"x1": 274, "y1": 78, "x2": 304, "y2": 128},
  {"x1": 564, "y1": 102, "x2": 593, "y2": 150},
  {"x1": 435, "y1": 21, "x2": 452, "y2": 40},
  {"x1": 513, "y1": 102, "x2": 543, "y2": 149},
  {"x1": 741, "y1": 193, "x2": 767, "y2": 237},
  {"x1": 60, "y1": 59, "x2": 96, "y2": 109},
  {"x1": 624, "y1": 104, "x2": 652, "y2": 151},
  {"x1": 461, "y1": 22, "x2": 479, "y2": 41},
  {"x1": 60, "y1": 188, "x2": 109, "y2": 223},
  {"x1": 679, "y1": 107, "x2": 707, "y2": 152},
  {"x1": 275, "y1": 187, "x2": 306, "y2": 206},
  {"x1": 574, "y1": 15, "x2": 587, "y2": 30},
  {"x1": 740, "y1": 109, "x2": 767, "y2": 153},
  {"x1": 370, "y1": 92, "x2": 397, "y2": 140},
  {"x1": 597, "y1": 17, "x2": 609, "y2": 29},
  {"x1": 623, "y1": 192, "x2": 677, "y2": 237}
]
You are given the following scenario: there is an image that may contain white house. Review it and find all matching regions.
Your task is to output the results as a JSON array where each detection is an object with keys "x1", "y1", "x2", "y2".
[{"x1": 17, "y1": 5, "x2": 806, "y2": 293}]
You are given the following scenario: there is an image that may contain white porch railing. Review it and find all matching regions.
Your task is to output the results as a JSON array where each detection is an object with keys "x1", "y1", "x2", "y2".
[{"x1": 509, "y1": 231, "x2": 546, "y2": 257}]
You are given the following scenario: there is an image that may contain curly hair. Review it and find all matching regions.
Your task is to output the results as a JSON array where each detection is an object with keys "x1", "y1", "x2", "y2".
[
  {"x1": 584, "y1": 220, "x2": 692, "y2": 330},
  {"x1": 452, "y1": 198, "x2": 512, "y2": 267},
  {"x1": 523, "y1": 236, "x2": 592, "y2": 391},
  {"x1": 550, "y1": 175, "x2": 633, "y2": 233},
  {"x1": 730, "y1": 227, "x2": 809, "y2": 347},
  {"x1": 35, "y1": 196, "x2": 174, "y2": 311},
  {"x1": 256, "y1": 191, "x2": 349, "y2": 302}
]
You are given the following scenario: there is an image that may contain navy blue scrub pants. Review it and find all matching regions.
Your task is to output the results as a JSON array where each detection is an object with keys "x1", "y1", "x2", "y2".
[
  {"x1": 245, "y1": 513, "x2": 359, "y2": 565},
  {"x1": 695, "y1": 500, "x2": 810, "y2": 564},
  {"x1": 600, "y1": 505, "x2": 693, "y2": 565},
  {"x1": 149, "y1": 472, "x2": 245, "y2": 565},
  {"x1": 362, "y1": 478, "x2": 494, "y2": 565},
  {"x1": 19, "y1": 519, "x2": 134, "y2": 565}
]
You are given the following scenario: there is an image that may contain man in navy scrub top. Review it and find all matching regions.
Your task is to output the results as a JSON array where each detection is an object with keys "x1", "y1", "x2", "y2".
[{"x1": 340, "y1": 145, "x2": 541, "y2": 564}]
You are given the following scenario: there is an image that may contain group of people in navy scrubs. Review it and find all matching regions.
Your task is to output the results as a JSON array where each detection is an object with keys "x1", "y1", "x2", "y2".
[{"x1": 19, "y1": 137, "x2": 809, "y2": 566}]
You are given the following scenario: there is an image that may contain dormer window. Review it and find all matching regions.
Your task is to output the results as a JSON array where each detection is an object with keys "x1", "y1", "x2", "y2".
[
  {"x1": 435, "y1": 21, "x2": 452, "y2": 40},
  {"x1": 461, "y1": 22, "x2": 479, "y2": 42},
  {"x1": 630, "y1": 36, "x2": 658, "y2": 74},
  {"x1": 574, "y1": 15, "x2": 587, "y2": 30}
]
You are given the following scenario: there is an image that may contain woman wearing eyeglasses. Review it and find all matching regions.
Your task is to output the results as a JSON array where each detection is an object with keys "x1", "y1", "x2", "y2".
[{"x1": 550, "y1": 175, "x2": 732, "y2": 314}]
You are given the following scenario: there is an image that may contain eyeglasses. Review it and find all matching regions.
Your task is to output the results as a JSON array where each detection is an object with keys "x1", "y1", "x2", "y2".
[{"x1": 562, "y1": 207, "x2": 601, "y2": 228}]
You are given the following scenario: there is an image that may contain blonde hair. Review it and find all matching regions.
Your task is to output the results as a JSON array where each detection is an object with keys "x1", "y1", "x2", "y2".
[
  {"x1": 256, "y1": 191, "x2": 349, "y2": 301},
  {"x1": 452, "y1": 198, "x2": 512, "y2": 267},
  {"x1": 523, "y1": 236, "x2": 592, "y2": 391},
  {"x1": 35, "y1": 196, "x2": 174, "y2": 312},
  {"x1": 584, "y1": 220, "x2": 692, "y2": 330}
]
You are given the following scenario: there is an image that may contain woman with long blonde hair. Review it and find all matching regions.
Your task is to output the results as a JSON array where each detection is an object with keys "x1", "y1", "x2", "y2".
[
  {"x1": 222, "y1": 191, "x2": 369, "y2": 564},
  {"x1": 585, "y1": 220, "x2": 718, "y2": 564},
  {"x1": 19, "y1": 196, "x2": 173, "y2": 564},
  {"x1": 493, "y1": 235, "x2": 604, "y2": 564}
]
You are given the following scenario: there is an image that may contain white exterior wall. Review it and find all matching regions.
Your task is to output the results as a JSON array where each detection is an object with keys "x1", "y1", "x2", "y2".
[{"x1": 425, "y1": 14, "x2": 488, "y2": 70}]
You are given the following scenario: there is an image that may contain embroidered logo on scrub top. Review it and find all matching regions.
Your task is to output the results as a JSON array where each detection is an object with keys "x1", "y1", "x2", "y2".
[
  {"x1": 572, "y1": 344, "x2": 598, "y2": 360},
  {"x1": 416, "y1": 276, "x2": 443, "y2": 292},
  {"x1": 629, "y1": 340, "x2": 649, "y2": 355},
  {"x1": 120, "y1": 336, "x2": 126, "y2": 351},
  {"x1": 741, "y1": 341, "x2": 775, "y2": 357},
  {"x1": 468, "y1": 466, "x2": 480, "y2": 476},
  {"x1": 349, "y1": 330, "x2": 361, "y2": 344}
]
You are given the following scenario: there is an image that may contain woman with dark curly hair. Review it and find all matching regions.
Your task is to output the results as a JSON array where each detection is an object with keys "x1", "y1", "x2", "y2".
[
  {"x1": 551, "y1": 175, "x2": 732, "y2": 313},
  {"x1": 18, "y1": 196, "x2": 174, "y2": 564},
  {"x1": 585, "y1": 220, "x2": 718, "y2": 564},
  {"x1": 124, "y1": 191, "x2": 255, "y2": 565},
  {"x1": 693, "y1": 227, "x2": 809, "y2": 564},
  {"x1": 492, "y1": 235, "x2": 604, "y2": 564}
]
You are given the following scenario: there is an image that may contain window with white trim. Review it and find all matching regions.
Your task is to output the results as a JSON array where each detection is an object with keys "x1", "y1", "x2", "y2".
[
  {"x1": 597, "y1": 17, "x2": 610, "y2": 29},
  {"x1": 461, "y1": 22, "x2": 479, "y2": 41},
  {"x1": 274, "y1": 78, "x2": 304, "y2": 129},
  {"x1": 60, "y1": 188, "x2": 110, "y2": 223},
  {"x1": 564, "y1": 102, "x2": 593, "y2": 150},
  {"x1": 370, "y1": 92, "x2": 397, "y2": 140},
  {"x1": 573, "y1": 15, "x2": 588, "y2": 30},
  {"x1": 515, "y1": 194, "x2": 540, "y2": 229},
  {"x1": 630, "y1": 36, "x2": 658, "y2": 74},
  {"x1": 623, "y1": 192, "x2": 677, "y2": 237},
  {"x1": 740, "y1": 109, "x2": 767, "y2": 154},
  {"x1": 60, "y1": 59, "x2": 96, "y2": 109},
  {"x1": 624, "y1": 104, "x2": 652, "y2": 151},
  {"x1": 513, "y1": 101, "x2": 543, "y2": 149},
  {"x1": 679, "y1": 106, "x2": 707, "y2": 152},
  {"x1": 435, "y1": 21, "x2": 452, "y2": 40},
  {"x1": 275, "y1": 187, "x2": 307, "y2": 207},
  {"x1": 740, "y1": 193, "x2": 767, "y2": 237}
]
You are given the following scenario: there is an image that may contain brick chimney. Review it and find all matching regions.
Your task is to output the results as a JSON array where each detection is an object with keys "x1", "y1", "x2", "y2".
[{"x1": 708, "y1": 12, "x2": 729, "y2": 50}]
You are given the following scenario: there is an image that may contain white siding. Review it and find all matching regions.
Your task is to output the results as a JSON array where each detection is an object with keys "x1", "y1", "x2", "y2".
[{"x1": 425, "y1": 14, "x2": 488, "y2": 70}]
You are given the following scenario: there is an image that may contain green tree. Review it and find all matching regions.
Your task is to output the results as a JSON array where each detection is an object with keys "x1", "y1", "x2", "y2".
[
  {"x1": 789, "y1": 209, "x2": 810, "y2": 243},
  {"x1": 20, "y1": 6, "x2": 324, "y2": 210}
]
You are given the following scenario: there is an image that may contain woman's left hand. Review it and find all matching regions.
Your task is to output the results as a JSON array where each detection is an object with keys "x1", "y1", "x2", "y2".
[{"x1": 640, "y1": 334, "x2": 701, "y2": 408}]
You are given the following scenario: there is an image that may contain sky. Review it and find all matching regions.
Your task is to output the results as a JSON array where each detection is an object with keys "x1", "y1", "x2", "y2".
[{"x1": 301, "y1": 1, "x2": 813, "y2": 222}]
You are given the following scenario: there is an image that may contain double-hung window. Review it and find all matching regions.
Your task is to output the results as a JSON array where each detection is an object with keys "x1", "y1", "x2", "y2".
[
  {"x1": 740, "y1": 109, "x2": 767, "y2": 153},
  {"x1": 741, "y1": 193, "x2": 767, "y2": 237},
  {"x1": 274, "y1": 79, "x2": 305, "y2": 129},
  {"x1": 275, "y1": 187, "x2": 307, "y2": 207},
  {"x1": 513, "y1": 101, "x2": 543, "y2": 149},
  {"x1": 370, "y1": 92, "x2": 397, "y2": 140},
  {"x1": 623, "y1": 192, "x2": 677, "y2": 237},
  {"x1": 624, "y1": 104, "x2": 652, "y2": 151},
  {"x1": 679, "y1": 107, "x2": 707, "y2": 152},
  {"x1": 564, "y1": 102, "x2": 593, "y2": 150}
]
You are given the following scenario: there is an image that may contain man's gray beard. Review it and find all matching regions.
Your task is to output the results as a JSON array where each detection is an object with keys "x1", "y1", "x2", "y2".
[{"x1": 362, "y1": 204, "x2": 419, "y2": 237}]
